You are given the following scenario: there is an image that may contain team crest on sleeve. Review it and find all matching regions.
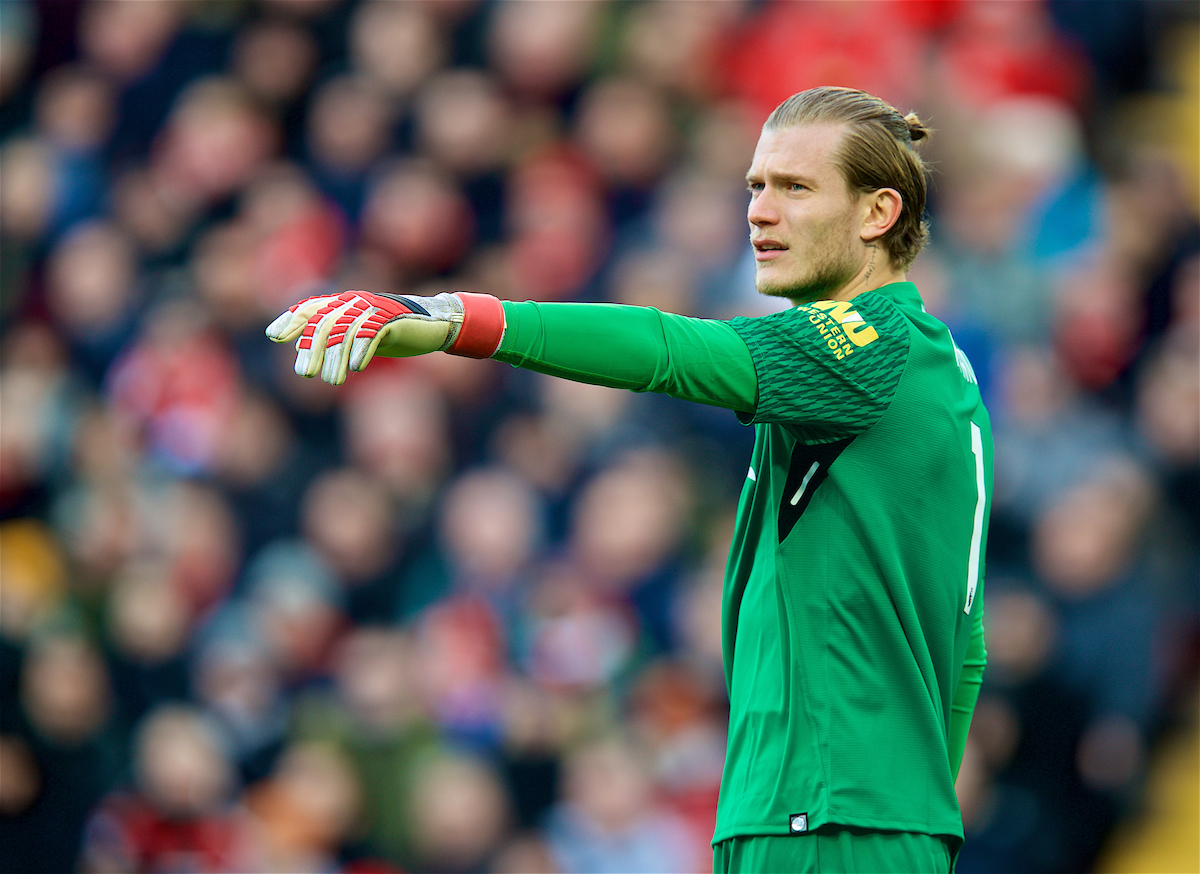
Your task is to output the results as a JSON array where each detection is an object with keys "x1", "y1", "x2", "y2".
[{"x1": 802, "y1": 300, "x2": 879, "y2": 360}]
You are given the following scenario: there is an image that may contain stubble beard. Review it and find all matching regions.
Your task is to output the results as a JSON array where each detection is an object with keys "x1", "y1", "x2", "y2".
[{"x1": 754, "y1": 233, "x2": 860, "y2": 305}]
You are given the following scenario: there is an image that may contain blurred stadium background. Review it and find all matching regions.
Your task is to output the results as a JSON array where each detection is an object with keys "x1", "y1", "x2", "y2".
[{"x1": 0, "y1": 1, "x2": 1196, "y2": 872}]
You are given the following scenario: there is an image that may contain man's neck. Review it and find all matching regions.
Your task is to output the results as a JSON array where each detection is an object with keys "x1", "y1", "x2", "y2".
[
  {"x1": 835, "y1": 269, "x2": 907, "y2": 302},
  {"x1": 792, "y1": 248, "x2": 906, "y2": 306}
]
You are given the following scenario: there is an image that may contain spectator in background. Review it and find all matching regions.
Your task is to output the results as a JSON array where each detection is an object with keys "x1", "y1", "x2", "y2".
[
  {"x1": 31, "y1": 65, "x2": 114, "y2": 236},
  {"x1": 192, "y1": 608, "x2": 290, "y2": 786},
  {"x1": 291, "y1": 625, "x2": 438, "y2": 869},
  {"x1": 104, "y1": 560, "x2": 192, "y2": 726},
  {"x1": 544, "y1": 736, "x2": 700, "y2": 874},
  {"x1": 0, "y1": 324, "x2": 84, "y2": 514},
  {"x1": 76, "y1": 0, "x2": 182, "y2": 89},
  {"x1": 486, "y1": 0, "x2": 601, "y2": 107},
  {"x1": 500, "y1": 145, "x2": 611, "y2": 302},
  {"x1": 414, "y1": 68, "x2": 514, "y2": 244},
  {"x1": 148, "y1": 77, "x2": 279, "y2": 224},
  {"x1": 80, "y1": 705, "x2": 261, "y2": 874},
  {"x1": 6, "y1": 633, "x2": 122, "y2": 874},
  {"x1": 0, "y1": 0, "x2": 35, "y2": 105},
  {"x1": 437, "y1": 466, "x2": 544, "y2": 601},
  {"x1": 573, "y1": 75, "x2": 677, "y2": 227},
  {"x1": 1135, "y1": 272, "x2": 1200, "y2": 531},
  {"x1": 299, "y1": 465, "x2": 416, "y2": 623},
  {"x1": 46, "y1": 221, "x2": 142, "y2": 385},
  {"x1": 228, "y1": 18, "x2": 318, "y2": 145},
  {"x1": 407, "y1": 748, "x2": 513, "y2": 872},
  {"x1": 210, "y1": 391, "x2": 312, "y2": 556},
  {"x1": 244, "y1": 740, "x2": 364, "y2": 873},
  {"x1": 304, "y1": 74, "x2": 395, "y2": 222},
  {"x1": 348, "y1": 0, "x2": 446, "y2": 103},
  {"x1": 240, "y1": 539, "x2": 345, "y2": 691},
  {"x1": 0, "y1": 136, "x2": 54, "y2": 314},
  {"x1": 564, "y1": 449, "x2": 694, "y2": 654}
]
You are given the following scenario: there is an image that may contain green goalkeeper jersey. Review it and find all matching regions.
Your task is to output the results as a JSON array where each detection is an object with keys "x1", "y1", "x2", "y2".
[
  {"x1": 494, "y1": 280, "x2": 990, "y2": 850},
  {"x1": 717, "y1": 281, "x2": 990, "y2": 847}
]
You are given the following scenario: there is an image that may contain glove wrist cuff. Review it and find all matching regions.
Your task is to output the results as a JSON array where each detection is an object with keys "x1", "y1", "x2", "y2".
[{"x1": 445, "y1": 293, "x2": 506, "y2": 358}]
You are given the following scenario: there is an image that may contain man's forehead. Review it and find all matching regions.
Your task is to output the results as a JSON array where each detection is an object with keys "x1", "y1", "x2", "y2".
[{"x1": 748, "y1": 122, "x2": 848, "y2": 176}]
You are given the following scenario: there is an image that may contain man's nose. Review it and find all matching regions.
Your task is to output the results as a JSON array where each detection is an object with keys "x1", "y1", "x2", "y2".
[{"x1": 747, "y1": 190, "x2": 777, "y2": 226}]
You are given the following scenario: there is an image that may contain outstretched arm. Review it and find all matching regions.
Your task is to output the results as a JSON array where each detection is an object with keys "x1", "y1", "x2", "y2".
[
  {"x1": 495, "y1": 300, "x2": 757, "y2": 413},
  {"x1": 266, "y1": 289, "x2": 759, "y2": 413}
]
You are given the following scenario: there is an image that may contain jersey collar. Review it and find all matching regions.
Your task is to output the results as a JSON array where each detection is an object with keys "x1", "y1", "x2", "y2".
[{"x1": 866, "y1": 281, "x2": 923, "y2": 310}]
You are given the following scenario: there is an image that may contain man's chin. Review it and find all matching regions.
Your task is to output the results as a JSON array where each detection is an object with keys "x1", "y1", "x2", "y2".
[
  {"x1": 755, "y1": 266, "x2": 850, "y2": 304},
  {"x1": 754, "y1": 266, "x2": 793, "y2": 296},
  {"x1": 755, "y1": 276, "x2": 819, "y2": 305}
]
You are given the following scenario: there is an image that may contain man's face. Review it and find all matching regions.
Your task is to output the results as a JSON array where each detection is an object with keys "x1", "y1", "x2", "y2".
[{"x1": 746, "y1": 123, "x2": 867, "y2": 302}]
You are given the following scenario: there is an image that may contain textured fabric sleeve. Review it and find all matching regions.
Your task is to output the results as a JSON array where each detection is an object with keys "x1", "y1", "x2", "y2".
[
  {"x1": 949, "y1": 606, "x2": 987, "y2": 780},
  {"x1": 494, "y1": 300, "x2": 758, "y2": 412},
  {"x1": 728, "y1": 291, "x2": 910, "y2": 442}
]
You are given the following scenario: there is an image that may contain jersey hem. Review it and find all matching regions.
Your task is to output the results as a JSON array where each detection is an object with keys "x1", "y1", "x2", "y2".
[{"x1": 711, "y1": 817, "x2": 965, "y2": 848}]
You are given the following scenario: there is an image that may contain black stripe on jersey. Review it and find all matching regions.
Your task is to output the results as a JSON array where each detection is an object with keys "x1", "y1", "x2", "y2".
[{"x1": 778, "y1": 437, "x2": 853, "y2": 542}]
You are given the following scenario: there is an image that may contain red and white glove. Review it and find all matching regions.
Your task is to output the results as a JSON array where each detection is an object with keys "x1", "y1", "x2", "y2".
[{"x1": 265, "y1": 290, "x2": 506, "y2": 384}]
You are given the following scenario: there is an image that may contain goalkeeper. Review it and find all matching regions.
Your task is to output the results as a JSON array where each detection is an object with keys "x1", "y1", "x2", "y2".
[{"x1": 269, "y1": 87, "x2": 990, "y2": 874}]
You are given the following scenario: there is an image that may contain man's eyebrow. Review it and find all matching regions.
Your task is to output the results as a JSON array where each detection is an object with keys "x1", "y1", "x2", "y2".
[{"x1": 746, "y1": 170, "x2": 817, "y2": 185}]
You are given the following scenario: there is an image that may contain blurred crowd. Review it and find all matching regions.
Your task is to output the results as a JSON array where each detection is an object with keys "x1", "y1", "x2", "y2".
[{"x1": 0, "y1": 1, "x2": 1196, "y2": 872}]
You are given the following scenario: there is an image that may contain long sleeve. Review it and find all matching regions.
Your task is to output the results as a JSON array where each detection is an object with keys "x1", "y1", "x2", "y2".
[
  {"x1": 949, "y1": 606, "x2": 987, "y2": 779},
  {"x1": 494, "y1": 300, "x2": 759, "y2": 413}
]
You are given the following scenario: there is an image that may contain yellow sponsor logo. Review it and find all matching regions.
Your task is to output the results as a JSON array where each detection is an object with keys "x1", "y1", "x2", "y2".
[{"x1": 804, "y1": 300, "x2": 879, "y2": 360}]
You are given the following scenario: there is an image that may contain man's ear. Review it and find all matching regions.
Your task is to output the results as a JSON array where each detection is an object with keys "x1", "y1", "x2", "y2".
[{"x1": 861, "y1": 188, "x2": 902, "y2": 243}]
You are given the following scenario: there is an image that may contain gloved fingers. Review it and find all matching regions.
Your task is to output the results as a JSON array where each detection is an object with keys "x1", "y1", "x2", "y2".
[
  {"x1": 349, "y1": 328, "x2": 387, "y2": 373},
  {"x1": 265, "y1": 309, "x2": 300, "y2": 342},
  {"x1": 271, "y1": 290, "x2": 458, "y2": 380},
  {"x1": 321, "y1": 306, "x2": 376, "y2": 385},
  {"x1": 293, "y1": 297, "x2": 358, "y2": 377},
  {"x1": 265, "y1": 294, "x2": 338, "y2": 343}
]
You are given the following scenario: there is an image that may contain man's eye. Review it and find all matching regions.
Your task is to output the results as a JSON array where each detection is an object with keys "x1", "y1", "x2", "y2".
[
  {"x1": 747, "y1": 182, "x2": 763, "y2": 192},
  {"x1": 790, "y1": 183, "x2": 807, "y2": 192}
]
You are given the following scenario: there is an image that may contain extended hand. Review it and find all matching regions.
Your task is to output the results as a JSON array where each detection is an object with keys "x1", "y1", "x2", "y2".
[{"x1": 265, "y1": 290, "x2": 505, "y2": 384}]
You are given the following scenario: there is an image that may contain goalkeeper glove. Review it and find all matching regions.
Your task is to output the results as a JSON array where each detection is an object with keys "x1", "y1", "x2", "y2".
[{"x1": 265, "y1": 289, "x2": 506, "y2": 384}]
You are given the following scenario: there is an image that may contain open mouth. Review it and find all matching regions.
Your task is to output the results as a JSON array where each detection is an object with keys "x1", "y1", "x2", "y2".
[{"x1": 753, "y1": 240, "x2": 788, "y2": 261}]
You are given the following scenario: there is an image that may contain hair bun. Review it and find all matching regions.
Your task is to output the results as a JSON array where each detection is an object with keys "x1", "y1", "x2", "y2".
[{"x1": 903, "y1": 112, "x2": 931, "y2": 143}]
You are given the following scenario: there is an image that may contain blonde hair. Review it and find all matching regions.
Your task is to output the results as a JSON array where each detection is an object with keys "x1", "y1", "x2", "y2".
[{"x1": 764, "y1": 87, "x2": 932, "y2": 271}]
